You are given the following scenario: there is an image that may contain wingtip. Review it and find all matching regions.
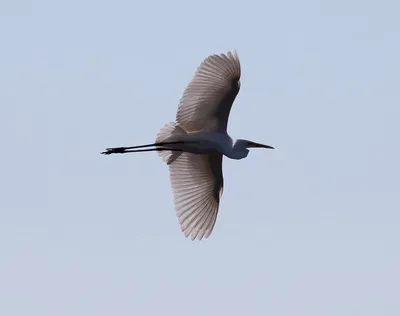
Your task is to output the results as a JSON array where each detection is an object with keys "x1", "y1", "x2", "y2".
[{"x1": 229, "y1": 49, "x2": 239, "y2": 61}]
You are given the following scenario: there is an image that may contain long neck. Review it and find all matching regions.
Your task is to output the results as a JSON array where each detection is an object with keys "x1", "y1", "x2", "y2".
[{"x1": 224, "y1": 140, "x2": 248, "y2": 160}]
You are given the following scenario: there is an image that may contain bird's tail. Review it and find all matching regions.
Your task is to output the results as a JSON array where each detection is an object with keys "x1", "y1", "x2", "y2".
[{"x1": 156, "y1": 122, "x2": 186, "y2": 165}]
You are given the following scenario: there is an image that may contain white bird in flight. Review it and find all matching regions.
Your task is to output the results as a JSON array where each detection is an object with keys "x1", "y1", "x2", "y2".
[{"x1": 102, "y1": 50, "x2": 274, "y2": 240}]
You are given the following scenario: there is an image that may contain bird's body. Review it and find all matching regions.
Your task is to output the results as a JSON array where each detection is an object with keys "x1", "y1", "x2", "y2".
[
  {"x1": 102, "y1": 50, "x2": 274, "y2": 240},
  {"x1": 160, "y1": 131, "x2": 232, "y2": 157}
]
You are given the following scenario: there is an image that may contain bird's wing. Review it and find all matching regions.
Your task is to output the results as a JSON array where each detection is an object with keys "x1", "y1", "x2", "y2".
[
  {"x1": 168, "y1": 152, "x2": 224, "y2": 240},
  {"x1": 176, "y1": 50, "x2": 241, "y2": 133}
]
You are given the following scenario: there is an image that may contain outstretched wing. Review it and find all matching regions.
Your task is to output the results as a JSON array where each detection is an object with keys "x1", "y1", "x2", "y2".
[
  {"x1": 176, "y1": 50, "x2": 241, "y2": 133},
  {"x1": 168, "y1": 152, "x2": 224, "y2": 240}
]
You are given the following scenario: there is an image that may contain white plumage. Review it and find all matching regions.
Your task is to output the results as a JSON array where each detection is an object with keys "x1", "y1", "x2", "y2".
[{"x1": 102, "y1": 50, "x2": 274, "y2": 240}]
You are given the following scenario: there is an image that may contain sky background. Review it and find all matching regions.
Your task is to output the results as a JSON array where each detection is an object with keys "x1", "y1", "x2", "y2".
[{"x1": 1, "y1": 0, "x2": 399, "y2": 315}]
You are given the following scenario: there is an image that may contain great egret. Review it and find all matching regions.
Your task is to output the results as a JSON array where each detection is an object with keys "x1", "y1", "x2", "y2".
[{"x1": 102, "y1": 50, "x2": 274, "y2": 240}]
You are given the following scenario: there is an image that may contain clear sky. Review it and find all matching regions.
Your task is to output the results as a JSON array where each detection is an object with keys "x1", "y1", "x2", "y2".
[{"x1": 1, "y1": 0, "x2": 399, "y2": 315}]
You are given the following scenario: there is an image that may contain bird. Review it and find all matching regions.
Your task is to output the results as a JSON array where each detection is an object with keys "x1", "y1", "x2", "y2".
[{"x1": 102, "y1": 49, "x2": 274, "y2": 240}]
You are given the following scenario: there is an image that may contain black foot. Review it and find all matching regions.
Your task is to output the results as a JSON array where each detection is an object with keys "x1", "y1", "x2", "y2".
[{"x1": 101, "y1": 147, "x2": 126, "y2": 155}]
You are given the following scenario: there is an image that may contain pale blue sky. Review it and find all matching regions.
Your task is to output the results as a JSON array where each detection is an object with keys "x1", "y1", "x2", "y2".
[{"x1": 1, "y1": 0, "x2": 399, "y2": 315}]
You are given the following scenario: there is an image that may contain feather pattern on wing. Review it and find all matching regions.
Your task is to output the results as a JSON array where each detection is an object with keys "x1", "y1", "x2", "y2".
[
  {"x1": 176, "y1": 50, "x2": 241, "y2": 133},
  {"x1": 168, "y1": 152, "x2": 224, "y2": 240}
]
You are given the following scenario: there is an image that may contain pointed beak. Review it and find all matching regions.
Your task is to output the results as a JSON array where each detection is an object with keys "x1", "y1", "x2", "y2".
[{"x1": 248, "y1": 141, "x2": 275, "y2": 149}]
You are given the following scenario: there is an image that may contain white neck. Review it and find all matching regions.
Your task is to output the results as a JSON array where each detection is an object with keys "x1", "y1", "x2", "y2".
[{"x1": 224, "y1": 140, "x2": 249, "y2": 160}]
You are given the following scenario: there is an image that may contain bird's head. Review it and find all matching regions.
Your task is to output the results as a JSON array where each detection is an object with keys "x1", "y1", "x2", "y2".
[{"x1": 232, "y1": 139, "x2": 274, "y2": 159}]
